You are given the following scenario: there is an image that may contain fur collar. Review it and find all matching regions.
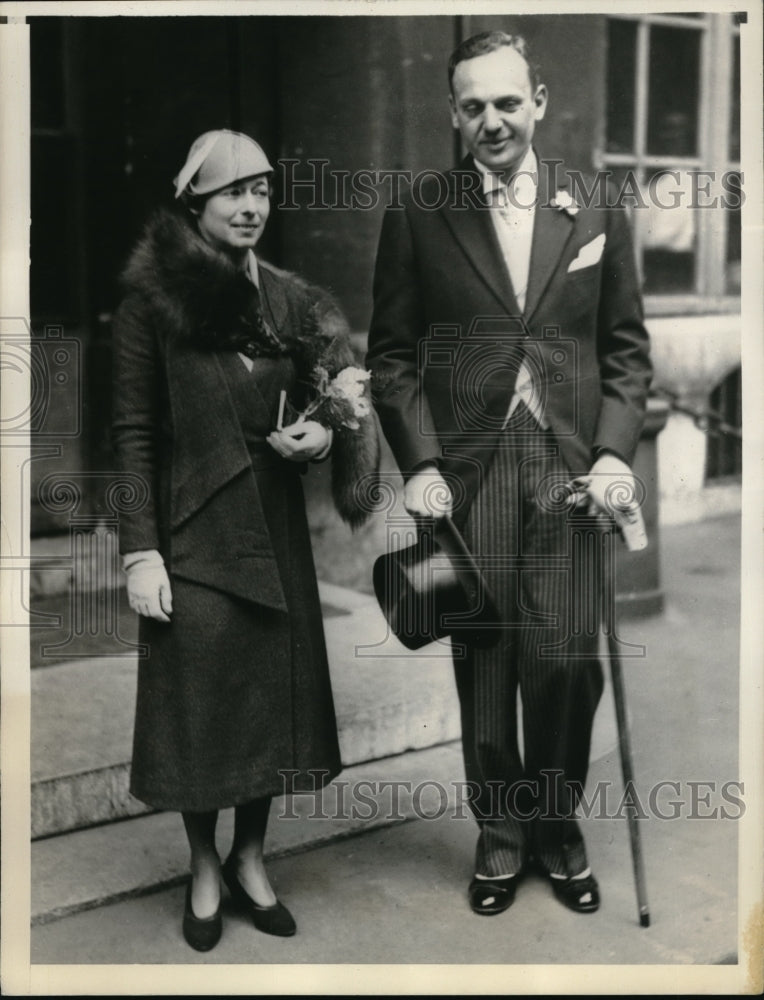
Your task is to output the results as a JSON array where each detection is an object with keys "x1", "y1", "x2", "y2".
[
  {"x1": 119, "y1": 207, "x2": 336, "y2": 360},
  {"x1": 119, "y1": 208, "x2": 379, "y2": 528}
]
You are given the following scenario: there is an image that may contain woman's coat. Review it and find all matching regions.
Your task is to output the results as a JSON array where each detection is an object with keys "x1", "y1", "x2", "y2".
[{"x1": 112, "y1": 208, "x2": 378, "y2": 811}]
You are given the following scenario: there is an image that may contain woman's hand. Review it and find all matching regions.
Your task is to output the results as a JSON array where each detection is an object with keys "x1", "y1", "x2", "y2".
[
  {"x1": 267, "y1": 420, "x2": 332, "y2": 462},
  {"x1": 123, "y1": 550, "x2": 173, "y2": 623}
]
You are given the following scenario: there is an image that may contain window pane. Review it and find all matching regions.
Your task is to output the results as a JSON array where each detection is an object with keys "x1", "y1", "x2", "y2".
[
  {"x1": 729, "y1": 34, "x2": 740, "y2": 161},
  {"x1": 646, "y1": 26, "x2": 700, "y2": 156},
  {"x1": 606, "y1": 19, "x2": 637, "y2": 153},
  {"x1": 31, "y1": 19, "x2": 66, "y2": 130},
  {"x1": 639, "y1": 167, "x2": 696, "y2": 293}
]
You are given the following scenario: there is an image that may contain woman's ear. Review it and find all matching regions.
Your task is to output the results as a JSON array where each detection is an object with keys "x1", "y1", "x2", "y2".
[{"x1": 183, "y1": 194, "x2": 203, "y2": 217}]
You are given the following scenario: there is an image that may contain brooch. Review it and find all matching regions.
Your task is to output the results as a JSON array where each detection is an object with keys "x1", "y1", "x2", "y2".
[{"x1": 550, "y1": 189, "x2": 580, "y2": 217}]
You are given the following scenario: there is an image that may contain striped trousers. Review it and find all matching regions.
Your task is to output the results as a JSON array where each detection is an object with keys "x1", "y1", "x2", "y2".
[{"x1": 456, "y1": 406, "x2": 605, "y2": 878}]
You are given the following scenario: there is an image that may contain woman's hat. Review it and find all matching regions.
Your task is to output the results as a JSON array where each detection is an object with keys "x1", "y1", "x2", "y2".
[
  {"x1": 174, "y1": 130, "x2": 274, "y2": 199},
  {"x1": 373, "y1": 516, "x2": 501, "y2": 651}
]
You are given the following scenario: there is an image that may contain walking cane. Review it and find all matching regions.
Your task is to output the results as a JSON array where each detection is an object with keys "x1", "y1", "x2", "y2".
[{"x1": 602, "y1": 513, "x2": 651, "y2": 928}]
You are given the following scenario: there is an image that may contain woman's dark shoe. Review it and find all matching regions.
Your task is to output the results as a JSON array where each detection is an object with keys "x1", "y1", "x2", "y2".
[
  {"x1": 182, "y1": 882, "x2": 223, "y2": 951},
  {"x1": 222, "y1": 857, "x2": 296, "y2": 937},
  {"x1": 549, "y1": 872, "x2": 600, "y2": 913},
  {"x1": 468, "y1": 874, "x2": 519, "y2": 915}
]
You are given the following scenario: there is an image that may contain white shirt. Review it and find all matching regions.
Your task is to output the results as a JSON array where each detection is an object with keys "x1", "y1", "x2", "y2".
[{"x1": 475, "y1": 150, "x2": 547, "y2": 429}]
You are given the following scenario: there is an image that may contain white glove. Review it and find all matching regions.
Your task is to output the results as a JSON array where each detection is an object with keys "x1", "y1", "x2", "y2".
[
  {"x1": 123, "y1": 549, "x2": 173, "y2": 622},
  {"x1": 567, "y1": 452, "x2": 647, "y2": 550},
  {"x1": 567, "y1": 453, "x2": 637, "y2": 515},
  {"x1": 403, "y1": 464, "x2": 453, "y2": 519},
  {"x1": 266, "y1": 420, "x2": 332, "y2": 462}
]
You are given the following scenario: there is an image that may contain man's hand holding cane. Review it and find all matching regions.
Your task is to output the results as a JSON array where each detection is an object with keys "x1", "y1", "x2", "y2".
[{"x1": 567, "y1": 452, "x2": 648, "y2": 551}]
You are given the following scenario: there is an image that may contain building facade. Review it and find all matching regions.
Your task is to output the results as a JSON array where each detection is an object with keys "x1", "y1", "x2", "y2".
[{"x1": 28, "y1": 12, "x2": 743, "y2": 589}]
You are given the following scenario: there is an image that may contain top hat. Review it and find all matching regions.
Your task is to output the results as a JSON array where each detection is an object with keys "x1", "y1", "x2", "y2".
[{"x1": 373, "y1": 516, "x2": 501, "y2": 651}]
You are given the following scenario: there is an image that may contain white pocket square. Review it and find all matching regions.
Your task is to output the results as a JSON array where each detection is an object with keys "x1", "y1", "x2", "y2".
[{"x1": 567, "y1": 234, "x2": 606, "y2": 272}]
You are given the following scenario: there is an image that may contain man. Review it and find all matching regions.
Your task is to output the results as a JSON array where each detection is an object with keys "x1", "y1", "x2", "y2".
[{"x1": 367, "y1": 31, "x2": 651, "y2": 916}]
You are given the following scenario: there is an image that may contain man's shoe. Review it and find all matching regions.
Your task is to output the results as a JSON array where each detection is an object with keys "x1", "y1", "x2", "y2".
[
  {"x1": 468, "y1": 875, "x2": 519, "y2": 916},
  {"x1": 182, "y1": 882, "x2": 223, "y2": 951},
  {"x1": 549, "y1": 871, "x2": 600, "y2": 913}
]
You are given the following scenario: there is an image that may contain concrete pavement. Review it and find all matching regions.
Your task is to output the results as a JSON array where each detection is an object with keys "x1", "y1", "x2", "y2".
[{"x1": 26, "y1": 513, "x2": 761, "y2": 992}]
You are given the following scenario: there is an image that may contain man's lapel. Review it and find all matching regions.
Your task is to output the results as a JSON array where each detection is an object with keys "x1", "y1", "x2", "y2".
[
  {"x1": 523, "y1": 155, "x2": 576, "y2": 324},
  {"x1": 439, "y1": 159, "x2": 521, "y2": 319}
]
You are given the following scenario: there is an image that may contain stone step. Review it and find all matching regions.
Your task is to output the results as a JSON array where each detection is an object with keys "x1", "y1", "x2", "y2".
[
  {"x1": 31, "y1": 743, "x2": 467, "y2": 925},
  {"x1": 31, "y1": 582, "x2": 459, "y2": 839},
  {"x1": 32, "y1": 580, "x2": 621, "y2": 840}
]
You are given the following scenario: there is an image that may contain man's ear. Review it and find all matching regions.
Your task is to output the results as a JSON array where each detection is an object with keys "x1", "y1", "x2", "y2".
[
  {"x1": 448, "y1": 92, "x2": 459, "y2": 130},
  {"x1": 534, "y1": 84, "x2": 549, "y2": 122}
]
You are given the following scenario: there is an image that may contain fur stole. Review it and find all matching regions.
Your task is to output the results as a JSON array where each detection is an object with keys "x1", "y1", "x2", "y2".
[{"x1": 119, "y1": 208, "x2": 379, "y2": 528}]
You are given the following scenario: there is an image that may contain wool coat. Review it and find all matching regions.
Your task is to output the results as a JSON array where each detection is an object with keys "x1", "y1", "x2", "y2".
[{"x1": 112, "y1": 208, "x2": 378, "y2": 812}]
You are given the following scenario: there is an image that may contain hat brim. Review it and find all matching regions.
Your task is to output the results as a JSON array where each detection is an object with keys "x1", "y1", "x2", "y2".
[{"x1": 373, "y1": 516, "x2": 500, "y2": 651}]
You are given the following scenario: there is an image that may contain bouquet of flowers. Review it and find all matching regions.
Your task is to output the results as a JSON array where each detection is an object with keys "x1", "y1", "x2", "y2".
[{"x1": 278, "y1": 364, "x2": 372, "y2": 432}]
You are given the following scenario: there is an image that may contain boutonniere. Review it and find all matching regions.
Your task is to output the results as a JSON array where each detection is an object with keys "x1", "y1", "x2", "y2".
[{"x1": 551, "y1": 189, "x2": 579, "y2": 217}]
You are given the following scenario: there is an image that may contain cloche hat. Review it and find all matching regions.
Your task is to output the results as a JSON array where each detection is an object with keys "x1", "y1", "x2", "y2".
[{"x1": 174, "y1": 130, "x2": 274, "y2": 199}]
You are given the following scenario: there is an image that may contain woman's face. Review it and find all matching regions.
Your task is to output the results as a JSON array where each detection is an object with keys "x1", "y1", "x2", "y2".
[{"x1": 196, "y1": 174, "x2": 270, "y2": 254}]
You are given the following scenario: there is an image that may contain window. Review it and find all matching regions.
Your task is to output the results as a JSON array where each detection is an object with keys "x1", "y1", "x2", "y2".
[{"x1": 601, "y1": 13, "x2": 741, "y2": 311}]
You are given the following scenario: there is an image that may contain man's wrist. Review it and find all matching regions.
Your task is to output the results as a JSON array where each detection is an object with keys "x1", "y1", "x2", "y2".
[
  {"x1": 592, "y1": 446, "x2": 628, "y2": 466},
  {"x1": 409, "y1": 460, "x2": 441, "y2": 478}
]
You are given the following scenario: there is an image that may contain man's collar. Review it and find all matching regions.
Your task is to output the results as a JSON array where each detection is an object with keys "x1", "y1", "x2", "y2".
[{"x1": 474, "y1": 147, "x2": 538, "y2": 197}]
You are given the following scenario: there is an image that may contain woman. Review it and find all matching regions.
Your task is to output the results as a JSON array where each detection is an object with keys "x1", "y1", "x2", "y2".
[{"x1": 112, "y1": 130, "x2": 378, "y2": 951}]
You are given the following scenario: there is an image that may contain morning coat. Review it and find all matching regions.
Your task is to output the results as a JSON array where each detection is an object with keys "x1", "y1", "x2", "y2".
[{"x1": 367, "y1": 153, "x2": 653, "y2": 526}]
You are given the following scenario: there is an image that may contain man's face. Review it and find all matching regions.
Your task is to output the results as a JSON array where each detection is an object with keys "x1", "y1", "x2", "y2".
[{"x1": 449, "y1": 47, "x2": 547, "y2": 177}]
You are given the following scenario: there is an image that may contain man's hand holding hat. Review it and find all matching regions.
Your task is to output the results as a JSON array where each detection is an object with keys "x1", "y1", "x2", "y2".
[{"x1": 404, "y1": 463, "x2": 453, "y2": 519}]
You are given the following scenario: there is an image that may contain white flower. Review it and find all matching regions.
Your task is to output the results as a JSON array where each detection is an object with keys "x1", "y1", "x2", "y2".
[
  {"x1": 297, "y1": 363, "x2": 372, "y2": 431},
  {"x1": 551, "y1": 189, "x2": 579, "y2": 216},
  {"x1": 330, "y1": 367, "x2": 372, "y2": 426},
  {"x1": 331, "y1": 366, "x2": 371, "y2": 400}
]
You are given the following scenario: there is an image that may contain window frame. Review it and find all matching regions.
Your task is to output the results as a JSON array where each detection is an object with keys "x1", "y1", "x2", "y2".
[{"x1": 598, "y1": 12, "x2": 741, "y2": 316}]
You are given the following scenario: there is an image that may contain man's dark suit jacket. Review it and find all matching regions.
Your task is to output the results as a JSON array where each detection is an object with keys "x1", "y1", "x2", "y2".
[{"x1": 367, "y1": 153, "x2": 653, "y2": 525}]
